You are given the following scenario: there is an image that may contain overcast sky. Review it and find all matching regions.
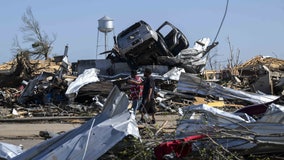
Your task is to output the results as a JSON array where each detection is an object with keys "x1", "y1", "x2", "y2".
[{"x1": 1, "y1": 0, "x2": 284, "y2": 68}]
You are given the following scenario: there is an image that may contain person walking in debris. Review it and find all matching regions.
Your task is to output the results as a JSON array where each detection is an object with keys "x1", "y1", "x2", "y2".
[
  {"x1": 127, "y1": 70, "x2": 143, "y2": 114},
  {"x1": 140, "y1": 68, "x2": 156, "y2": 124}
]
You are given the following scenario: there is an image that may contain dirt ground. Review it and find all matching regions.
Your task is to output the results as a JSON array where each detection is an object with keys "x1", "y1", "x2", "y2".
[
  {"x1": 0, "y1": 123, "x2": 81, "y2": 150},
  {"x1": 0, "y1": 112, "x2": 179, "y2": 150}
]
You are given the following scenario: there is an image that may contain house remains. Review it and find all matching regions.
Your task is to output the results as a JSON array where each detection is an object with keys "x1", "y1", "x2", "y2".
[{"x1": 0, "y1": 20, "x2": 284, "y2": 159}]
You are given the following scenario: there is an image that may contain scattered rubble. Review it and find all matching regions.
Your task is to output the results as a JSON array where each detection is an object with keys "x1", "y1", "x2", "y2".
[
  {"x1": 12, "y1": 86, "x2": 141, "y2": 160},
  {"x1": 233, "y1": 55, "x2": 284, "y2": 95},
  {"x1": 154, "y1": 103, "x2": 284, "y2": 159},
  {"x1": 1, "y1": 20, "x2": 284, "y2": 160}
]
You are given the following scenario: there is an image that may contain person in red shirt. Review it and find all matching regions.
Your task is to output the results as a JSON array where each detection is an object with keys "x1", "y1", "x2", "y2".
[{"x1": 127, "y1": 70, "x2": 143, "y2": 114}]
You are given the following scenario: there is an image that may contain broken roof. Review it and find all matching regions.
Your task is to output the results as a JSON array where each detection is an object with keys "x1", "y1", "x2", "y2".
[{"x1": 236, "y1": 55, "x2": 284, "y2": 71}]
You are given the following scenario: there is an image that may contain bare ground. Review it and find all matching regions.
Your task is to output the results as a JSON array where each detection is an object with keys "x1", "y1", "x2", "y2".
[{"x1": 0, "y1": 112, "x2": 179, "y2": 150}]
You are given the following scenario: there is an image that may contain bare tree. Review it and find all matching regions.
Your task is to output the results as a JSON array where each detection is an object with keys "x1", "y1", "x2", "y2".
[
  {"x1": 14, "y1": 7, "x2": 56, "y2": 60},
  {"x1": 11, "y1": 36, "x2": 23, "y2": 55},
  {"x1": 227, "y1": 37, "x2": 241, "y2": 70},
  {"x1": 207, "y1": 53, "x2": 218, "y2": 70},
  {"x1": 207, "y1": 47, "x2": 220, "y2": 70}
]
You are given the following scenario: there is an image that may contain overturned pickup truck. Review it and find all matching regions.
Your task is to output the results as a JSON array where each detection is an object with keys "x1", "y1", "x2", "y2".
[{"x1": 105, "y1": 20, "x2": 218, "y2": 73}]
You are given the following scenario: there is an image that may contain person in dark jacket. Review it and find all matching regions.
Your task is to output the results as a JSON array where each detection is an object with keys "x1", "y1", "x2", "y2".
[{"x1": 139, "y1": 68, "x2": 156, "y2": 124}]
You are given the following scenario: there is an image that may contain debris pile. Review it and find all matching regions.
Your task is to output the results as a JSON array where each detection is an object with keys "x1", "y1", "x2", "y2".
[
  {"x1": 233, "y1": 55, "x2": 284, "y2": 95},
  {"x1": 1, "y1": 20, "x2": 284, "y2": 160},
  {"x1": 236, "y1": 55, "x2": 284, "y2": 71}
]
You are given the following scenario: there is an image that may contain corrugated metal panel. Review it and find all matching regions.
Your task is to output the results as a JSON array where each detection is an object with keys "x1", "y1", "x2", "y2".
[
  {"x1": 177, "y1": 73, "x2": 279, "y2": 104},
  {"x1": 13, "y1": 86, "x2": 140, "y2": 160}
]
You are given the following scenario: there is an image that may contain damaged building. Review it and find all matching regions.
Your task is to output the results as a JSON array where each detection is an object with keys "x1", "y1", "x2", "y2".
[
  {"x1": 234, "y1": 55, "x2": 284, "y2": 95},
  {"x1": 1, "y1": 20, "x2": 284, "y2": 160}
]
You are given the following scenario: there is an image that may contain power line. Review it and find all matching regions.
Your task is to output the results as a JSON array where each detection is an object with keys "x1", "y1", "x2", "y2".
[{"x1": 213, "y1": 0, "x2": 229, "y2": 43}]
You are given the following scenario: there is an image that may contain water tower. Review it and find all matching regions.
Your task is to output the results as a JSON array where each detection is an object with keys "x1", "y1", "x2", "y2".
[{"x1": 96, "y1": 16, "x2": 114, "y2": 58}]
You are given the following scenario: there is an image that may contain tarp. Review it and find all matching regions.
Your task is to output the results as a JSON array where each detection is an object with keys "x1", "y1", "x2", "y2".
[{"x1": 13, "y1": 86, "x2": 140, "y2": 160}]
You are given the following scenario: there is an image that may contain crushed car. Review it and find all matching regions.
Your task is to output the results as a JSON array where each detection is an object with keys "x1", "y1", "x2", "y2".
[
  {"x1": 102, "y1": 20, "x2": 218, "y2": 74},
  {"x1": 114, "y1": 20, "x2": 189, "y2": 67}
]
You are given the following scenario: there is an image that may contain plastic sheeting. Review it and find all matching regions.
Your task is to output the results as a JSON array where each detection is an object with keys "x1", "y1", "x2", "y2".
[
  {"x1": 65, "y1": 68, "x2": 100, "y2": 95},
  {"x1": 13, "y1": 86, "x2": 140, "y2": 160}
]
